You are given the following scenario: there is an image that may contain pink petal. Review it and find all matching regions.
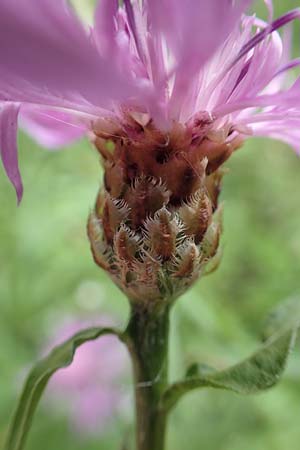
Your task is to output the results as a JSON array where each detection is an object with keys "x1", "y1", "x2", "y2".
[
  {"x1": 0, "y1": 102, "x2": 23, "y2": 203},
  {"x1": 273, "y1": 58, "x2": 300, "y2": 78},
  {"x1": 0, "y1": 0, "x2": 137, "y2": 111},
  {"x1": 124, "y1": 0, "x2": 145, "y2": 63},
  {"x1": 264, "y1": 0, "x2": 274, "y2": 21},
  {"x1": 146, "y1": 0, "x2": 251, "y2": 118},
  {"x1": 264, "y1": 26, "x2": 294, "y2": 94},
  {"x1": 150, "y1": 0, "x2": 250, "y2": 66},
  {"x1": 191, "y1": 15, "x2": 256, "y2": 117},
  {"x1": 20, "y1": 107, "x2": 86, "y2": 149},
  {"x1": 228, "y1": 29, "x2": 282, "y2": 103},
  {"x1": 232, "y1": 8, "x2": 300, "y2": 70},
  {"x1": 214, "y1": 77, "x2": 300, "y2": 117},
  {"x1": 93, "y1": 0, "x2": 118, "y2": 57},
  {"x1": 252, "y1": 119, "x2": 300, "y2": 153},
  {"x1": 119, "y1": 2, "x2": 167, "y2": 115}
]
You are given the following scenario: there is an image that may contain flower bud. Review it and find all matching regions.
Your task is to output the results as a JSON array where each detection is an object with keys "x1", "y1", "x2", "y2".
[{"x1": 87, "y1": 117, "x2": 238, "y2": 305}]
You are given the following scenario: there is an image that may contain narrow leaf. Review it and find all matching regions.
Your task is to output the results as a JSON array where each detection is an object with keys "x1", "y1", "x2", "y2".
[
  {"x1": 5, "y1": 326, "x2": 123, "y2": 450},
  {"x1": 161, "y1": 329, "x2": 296, "y2": 413}
]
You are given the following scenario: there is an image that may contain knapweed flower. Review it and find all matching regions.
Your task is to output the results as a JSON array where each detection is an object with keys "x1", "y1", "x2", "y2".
[
  {"x1": 45, "y1": 316, "x2": 130, "y2": 435},
  {"x1": 1, "y1": 0, "x2": 300, "y2": 303}
]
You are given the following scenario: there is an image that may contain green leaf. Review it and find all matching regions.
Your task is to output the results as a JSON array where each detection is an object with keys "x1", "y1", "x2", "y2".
[
  {"x1": 262, "y1": 295, "x2": 300, "y2": 341},
  {"x1": 185, "y1": 362, "x2": 216, "y2": 379},
  {"x1": 161, "y1": 329, "x2": 296, "y2": 413},
  {"x1": 161, "y1": 297, "x2": 300, "y2": 413},
  {"x1": 5, "y1": 326, "x2": 123, "y2": 450}
]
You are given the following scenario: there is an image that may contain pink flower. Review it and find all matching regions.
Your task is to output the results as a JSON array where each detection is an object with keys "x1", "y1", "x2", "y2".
[
  {"x1": 1, "y1": 0, "x2": 300, "y2": 202},
  {"x1": 45, "y1": 316, "x2": 130, "y2": 435}
]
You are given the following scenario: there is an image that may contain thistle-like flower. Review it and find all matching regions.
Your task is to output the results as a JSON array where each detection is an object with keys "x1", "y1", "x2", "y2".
[{"x1": 1, "y1": 0, "x2": 300, "y2": 304}]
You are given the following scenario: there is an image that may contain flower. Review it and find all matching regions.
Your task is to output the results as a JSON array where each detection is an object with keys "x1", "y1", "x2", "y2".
[
  {"x1": 44, "y1": 316, "x2": 130, "y2": 435},
  {"x1": 1, "y1": 0, "x2": 300, "y2": 303},
  {"x1": 0, "y1": 0, "x2": 300, "y2": 202}
]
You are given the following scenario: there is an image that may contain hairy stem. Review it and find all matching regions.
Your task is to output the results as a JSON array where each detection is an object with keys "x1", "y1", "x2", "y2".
[{"x1": 125, "y1": 303, "x2": 170, "y2": 450}]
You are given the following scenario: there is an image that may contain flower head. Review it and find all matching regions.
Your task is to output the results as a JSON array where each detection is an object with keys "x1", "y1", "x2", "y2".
[
  {"x1": 1, "y1": 0, "x2": 300, "y2": 302},
  {"x1": 1, "y1": 0, "x2": 300, "y2": 201}
]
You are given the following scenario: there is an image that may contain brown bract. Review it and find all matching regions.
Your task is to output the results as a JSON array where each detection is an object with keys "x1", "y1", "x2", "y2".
[{"x1": 87, "y1": 114, "x2": 241, "y2": 306}]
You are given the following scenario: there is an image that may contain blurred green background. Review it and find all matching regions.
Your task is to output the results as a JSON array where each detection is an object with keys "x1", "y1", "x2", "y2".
[{"x1": 1, "y1": 1, "x2": 300, "y2": 449}]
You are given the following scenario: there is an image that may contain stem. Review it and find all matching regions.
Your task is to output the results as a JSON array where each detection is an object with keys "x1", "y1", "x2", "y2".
[{"x1": 125, "y1": 303, "x2": 170, "y2": 450}]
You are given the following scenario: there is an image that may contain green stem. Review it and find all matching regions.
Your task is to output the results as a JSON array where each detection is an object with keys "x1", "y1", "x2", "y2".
[{"x1": 125, "y1": 303, "x2": 170, "y2": 450}]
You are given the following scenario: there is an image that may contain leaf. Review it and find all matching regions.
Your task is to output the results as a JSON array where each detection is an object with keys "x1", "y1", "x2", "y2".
[
  {"x1": 161, "y1": 296, "x2": 300, "y2": 413},
  {"x1": 185, "y1": 362, "x2": 216, "y2": 378},
  {"x1": 262, "y1": 295, "x2": 300, "y2": 341},
  {"x1": 4, "y1": 326, "x2": 123, "y2": 450},
  {"x1": 160, "y1": 329, "x2": 296, "y2": 413}
]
